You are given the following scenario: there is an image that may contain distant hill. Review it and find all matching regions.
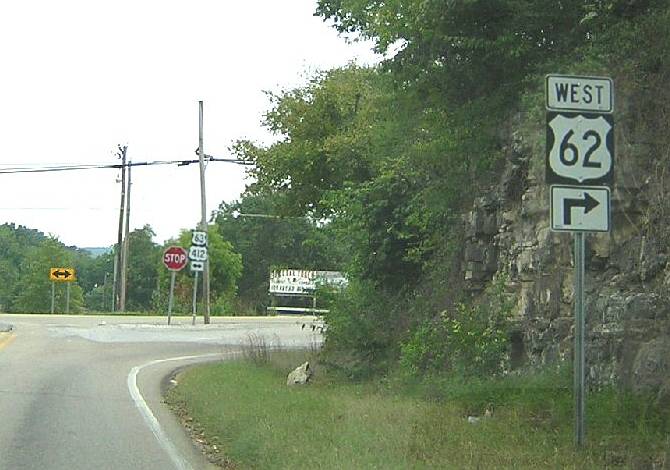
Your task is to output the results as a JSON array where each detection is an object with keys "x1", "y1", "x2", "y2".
[{"x1": 81, "y1": 247, "x2": 113, "y2": 258}]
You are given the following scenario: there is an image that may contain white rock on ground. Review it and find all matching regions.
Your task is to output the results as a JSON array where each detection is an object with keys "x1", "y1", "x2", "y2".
[{"x1": 287, "y1": 361, "x2": 312, "y2": 386}]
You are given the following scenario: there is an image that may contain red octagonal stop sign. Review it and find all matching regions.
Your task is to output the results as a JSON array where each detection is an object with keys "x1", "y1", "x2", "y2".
[{"x1": 163, "y1": 246, "x2": 188, "y2": 271}]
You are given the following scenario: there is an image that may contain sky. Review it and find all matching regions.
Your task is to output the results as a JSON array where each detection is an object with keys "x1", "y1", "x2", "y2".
[{"x1": 0, "y1": 0, "x2": 379, "y2": 248}]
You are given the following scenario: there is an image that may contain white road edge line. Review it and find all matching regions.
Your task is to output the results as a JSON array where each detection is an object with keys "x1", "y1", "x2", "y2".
[{"x1": 127, "y1": 352, "x2": 229, "y2": 470}]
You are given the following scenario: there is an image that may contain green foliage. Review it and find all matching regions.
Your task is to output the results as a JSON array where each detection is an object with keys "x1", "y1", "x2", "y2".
[
  {"x1": 153, "y1": 226, "x2": 242, "y2": 315},
  {"x1": 231, "y1": 54, "x2": 510, "y2": 374},
  {"x1": 84, "y1": 285, "x2": 108, "y2": 312},
  {"x1": 234, "y1": 66, "x2": 390, "y2": 218},
  {"x1": 215, "y1": 191, "x2": 346, "y2": 313},
  {"x1": 316, "y1": 0, "x2": 663, "y2": 105},
  {"x1": 400, "y1": 277, "x2": 515, "y2": 377},
  {"x1": 321, "y1": 279, "x2": 410, "y2": 378},
  {"x1": 125, "y1": 225, "x2": 161, "y2": 311},
  {"x1": 0, "y1": 224, "x2": 47, "y2": 311},
  {"x1": 0, "y1": 223, "x2": 116, "y2": 313},
  {"x1": 12, "y1": 238, "x2": 85, "y2": 313}
]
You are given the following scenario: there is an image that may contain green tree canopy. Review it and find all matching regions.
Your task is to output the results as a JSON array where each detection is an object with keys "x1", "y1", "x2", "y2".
[
  {"x1": 12, "y1": 238, "x2": 84, "y2": 313},
  {"x1": 126, "y1": 225, "x2": 161, "y2": 311},
  {"x1": 154, "y1": 226, "x2": 242, "y2": 315},
  {"x1": 215, "y1": 191, "x2": 347, "y2": 312}
]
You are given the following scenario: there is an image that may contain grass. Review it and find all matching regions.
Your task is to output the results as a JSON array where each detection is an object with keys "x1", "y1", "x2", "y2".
[{"x1": 166, "y1": 352, "x2": 670, "y2": 469}]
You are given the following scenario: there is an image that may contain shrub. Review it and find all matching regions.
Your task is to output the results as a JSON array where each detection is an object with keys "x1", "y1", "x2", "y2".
[
  {"x1": 321, "y1": 279, "x2": 410, "y2": 379},
  {"x1": 400, "y1": 276, "x2": 515, "y2": 378}
]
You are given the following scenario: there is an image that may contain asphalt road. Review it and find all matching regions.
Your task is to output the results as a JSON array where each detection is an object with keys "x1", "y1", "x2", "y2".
[{"x1": 0, "y1": 314, "x2": 323, "y2": 470}]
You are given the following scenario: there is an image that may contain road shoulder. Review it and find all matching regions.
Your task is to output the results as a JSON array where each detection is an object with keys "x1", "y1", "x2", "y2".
[{"x1": 0, "y1": 331, "x2": 16, "y2": 351}]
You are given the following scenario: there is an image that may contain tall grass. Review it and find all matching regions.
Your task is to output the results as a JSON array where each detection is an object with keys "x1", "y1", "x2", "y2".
[{"x1": 167, "y1": 355, "x2": 670, "y2": 469}]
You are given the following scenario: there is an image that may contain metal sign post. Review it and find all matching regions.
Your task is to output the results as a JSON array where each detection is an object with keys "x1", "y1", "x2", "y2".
[
  {"x1": 163, "y1": 246, "x2": 189, "y2": 325},
  {"x1": 574, "y1": 232, "x2": 586, "y2": 446},
  {"x1": 192, "y1": 272, "x2": 199, "y2": 326},
  {"x1": 546, "y1": 74, "x2": 614, "y2": 447},
  {"x1": 51, "y1": 282, "x2": 55, "y2": 314},
  {"x1": 49, "y1": 267, "x2": 77, "y2": 315},
  {"x1": 167, "y1": 271, "x2": 176, "y2": 326},
  {"x1": 189, "y1": 231, "x2": 207, "y2": 325},
  {"x1": 66, "y1": 283, "x2": 71, "y2": 314}
]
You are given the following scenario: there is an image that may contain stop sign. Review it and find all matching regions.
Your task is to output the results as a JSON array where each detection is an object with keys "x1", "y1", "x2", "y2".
[{"x1": 163, "y1": 246, "x2": 188, "y2": 271}]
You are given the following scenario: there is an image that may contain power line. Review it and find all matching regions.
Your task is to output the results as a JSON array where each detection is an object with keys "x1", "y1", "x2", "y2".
[
  {"x1": 0, "y1": 207, "x2": 115, "y2": 211},
  {"x1": 0, "y1": 157, "x2": 251, "y2": 175}
]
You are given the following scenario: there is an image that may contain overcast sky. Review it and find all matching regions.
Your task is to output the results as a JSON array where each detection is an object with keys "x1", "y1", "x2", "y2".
[{"x1": 0, "y1": 0, "x2": 378, "y2": 247}]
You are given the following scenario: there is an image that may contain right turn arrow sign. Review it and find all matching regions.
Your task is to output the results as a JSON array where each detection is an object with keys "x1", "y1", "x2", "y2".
[
  {"x1": 563, "y1": 192, "x2": 600, "y2": 225},
  {"x1": 551, "y1": 186, "x2": 610, "y2": 232}
]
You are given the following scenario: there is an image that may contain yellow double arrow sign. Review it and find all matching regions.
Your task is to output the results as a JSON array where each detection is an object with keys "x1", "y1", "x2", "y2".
[{"x1": 50, "y1": 267, "x2": 77, "y2": 282}]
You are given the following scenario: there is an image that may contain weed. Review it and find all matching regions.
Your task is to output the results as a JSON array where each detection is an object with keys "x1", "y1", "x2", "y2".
[{"x1": 241, "y1": 333, "x2": 270, "y2": 366}]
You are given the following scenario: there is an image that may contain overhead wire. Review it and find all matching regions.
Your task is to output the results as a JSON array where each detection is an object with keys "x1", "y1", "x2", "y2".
[{"x1": 0, "y1": 156, "x2": 252, "y2": 175}]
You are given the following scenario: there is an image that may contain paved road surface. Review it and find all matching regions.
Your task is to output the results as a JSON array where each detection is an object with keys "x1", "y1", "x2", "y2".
[{"x1": 0, "y1": 314, "x2": 322, "y2": 470}]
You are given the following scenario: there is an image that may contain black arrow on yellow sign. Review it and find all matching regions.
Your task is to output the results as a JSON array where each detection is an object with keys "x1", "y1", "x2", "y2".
[{"x1": 50, "y1": 268, "x2": 76, "y2": 282}]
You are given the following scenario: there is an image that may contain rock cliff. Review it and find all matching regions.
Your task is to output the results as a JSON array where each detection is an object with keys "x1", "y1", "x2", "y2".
[{"x1": 462, "y1": 82, "x2": 670, "y2": 400}]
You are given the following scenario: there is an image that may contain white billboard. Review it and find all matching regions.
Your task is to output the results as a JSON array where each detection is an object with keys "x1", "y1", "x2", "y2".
[{"x1": 269, "y1": 269, "x2": 348, "y2": 295}]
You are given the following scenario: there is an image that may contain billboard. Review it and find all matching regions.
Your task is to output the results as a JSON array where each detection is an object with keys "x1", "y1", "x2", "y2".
[{"x1": 269, "y1": 269, "x2": 348, "y2": 295}]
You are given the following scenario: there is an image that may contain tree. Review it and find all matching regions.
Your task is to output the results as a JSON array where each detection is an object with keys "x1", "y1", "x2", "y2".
[
  {"x1": 0, "y1": 224, "x2": 92, "y2": 313},
  {"x1": 12, "y1": 238, "x2": 84, "y2": 313},
  {"x1": 215, "y1": 191, "x2": 347, "y2": 312},
  {"x1": 233, "y1": 66, "x2": 390, "y2": 218},
  {"x1": 126, "y1": 225, "x2": 161, "y2": 311},
  {"x1": 153, "y1": 226, "x2": 242, "y2": 315},
  {"x1": 316, "y1": 0, "x2": 662, "y2": 104}
]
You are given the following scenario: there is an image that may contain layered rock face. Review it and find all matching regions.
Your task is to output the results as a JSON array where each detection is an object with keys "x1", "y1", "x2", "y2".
[{"x1": 462, "y1": 115, "x2": 670, "y2": 397}]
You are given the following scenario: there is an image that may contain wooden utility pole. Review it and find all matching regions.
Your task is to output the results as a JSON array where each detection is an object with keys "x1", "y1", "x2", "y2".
[
  {"x1": 198, "y1": 101, "x2": 211, "y2": 324},
  {"x1": 114, "y1": 145, "x2": 127, "y2": 312},
  {"x1": 119, "y1": 156, "x2": 132, "y2": 312},
  {"x1": 111, "y1": 255, "x2": 118, "y2": 312}
]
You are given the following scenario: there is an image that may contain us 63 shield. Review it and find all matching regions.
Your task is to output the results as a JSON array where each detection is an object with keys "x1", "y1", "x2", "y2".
[{"x1": 546, "y1": 112, "x2": 614, "y2": 185}]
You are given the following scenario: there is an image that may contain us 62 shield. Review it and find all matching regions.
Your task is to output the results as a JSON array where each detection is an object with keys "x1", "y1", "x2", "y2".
[{"x1": 546, "y1": 112, "x2": 614, "y2": 185}]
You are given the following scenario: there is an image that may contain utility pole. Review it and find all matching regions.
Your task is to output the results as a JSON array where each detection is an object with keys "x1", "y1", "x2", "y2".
[
  {"x1": 114, "y1": 145, "x2": 127, "y2": 312},
  {"x1": 111, "y1": 255, "x2": 117, "y2": 312},
  {"x1": 198, "y1": 101, "x2": 211, "y2": 324},
  {"x1": 119, "y1": 157, "x2": 132, "y2": 312}
]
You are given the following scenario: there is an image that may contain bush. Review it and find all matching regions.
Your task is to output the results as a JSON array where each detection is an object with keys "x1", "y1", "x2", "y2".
[
  {"x1": 400, "y1": 276, "x2": 515, "y2": 378},
  {"x1": 321, "y1": 279, "x2": 410, "y2": 379}
]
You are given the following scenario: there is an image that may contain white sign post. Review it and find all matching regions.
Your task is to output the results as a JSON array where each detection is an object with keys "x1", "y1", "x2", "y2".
[{"x1": 546, "y1": 74, "x2": 613, "y2": 448}]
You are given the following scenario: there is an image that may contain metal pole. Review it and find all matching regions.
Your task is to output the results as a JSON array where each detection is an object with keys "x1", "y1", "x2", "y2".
[
  {"x1": 574, "y1": 232, "x2": 586, "y2": 447},
  {"x1": 198, "y1": 101, "x2": 211, "y2": 324},
  {"x1": 120, "y1": 156, "x2": 132, "y2": 312},
  {"x1": 66, "y1": 283, "x2": 70, "y2": 314},
  {"x1": 114, "y1": 145, "x2": 127, "y2": 311},
  {"x1": 167, "y1": 270, "x2": 176, "y2": 326},
  {"x1": 192, "y1": 271, "x2": 199, "y2": 326},
  {"x1": 103, "y1": 272, "x2": 109, "y2": 311},
  {"x1": 51, "y1": 282, "x2": 55, "y2": 314}
]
